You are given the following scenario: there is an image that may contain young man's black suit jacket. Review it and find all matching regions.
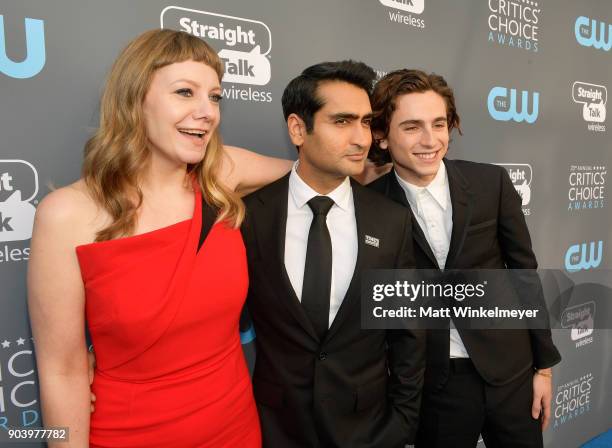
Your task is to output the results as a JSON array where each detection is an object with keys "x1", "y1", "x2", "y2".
[
  {"x1": 368, "y1": 158, "x2": 561, "y2": 390},
  {"x1": 242, "y1": 173, "x2": 426, "y2": 448}
]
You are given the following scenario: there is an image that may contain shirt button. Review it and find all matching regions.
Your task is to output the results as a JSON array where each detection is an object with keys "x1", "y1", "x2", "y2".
[{"x1": 319, "y1": 352, "x2": 328, "y2": 361}]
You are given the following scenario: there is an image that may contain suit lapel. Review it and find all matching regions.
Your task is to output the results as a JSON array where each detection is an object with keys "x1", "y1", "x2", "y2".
[
  {"x1": 253, "y1": 174, "x2": 320, "y2": 342},
  {"x1": 444, "y1": 159, "x2": 474, "y2": 268},
  {"x1": 386, "y1": 172, "x2": 439, "y2": 268}
]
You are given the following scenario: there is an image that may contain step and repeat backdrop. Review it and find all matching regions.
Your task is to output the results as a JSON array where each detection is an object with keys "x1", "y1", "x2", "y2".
[{"x1": 1, "y1": 1, "x2": 611, "y2": 447}]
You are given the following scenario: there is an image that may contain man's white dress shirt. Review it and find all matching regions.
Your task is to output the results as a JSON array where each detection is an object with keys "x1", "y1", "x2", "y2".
[
  {"x1": 284, "y1": 162, "x2": 358, "y2": 328},
  {"x1": 395, "y1": 162, "x2": 469, "y2": 358}
]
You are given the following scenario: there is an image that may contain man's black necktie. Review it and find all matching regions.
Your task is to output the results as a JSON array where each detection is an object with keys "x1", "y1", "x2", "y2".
[{"x1": 302, "y1": 196, "x2": 335, "y2": 340}]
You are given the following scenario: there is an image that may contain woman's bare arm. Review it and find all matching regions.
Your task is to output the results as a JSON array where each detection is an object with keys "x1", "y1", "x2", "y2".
[
  {"x1": 352, "y1": 159, "x2": 393, "y2": 185},
  {"x1": 220, "y1": 145, "x2": 294, "y2": 196},
  {"x1": 220, "y1": 145, "x2": 392, "y2": 195},
  {"x1": 27, "y1": 186, "x2": 92, "y2": 447}
]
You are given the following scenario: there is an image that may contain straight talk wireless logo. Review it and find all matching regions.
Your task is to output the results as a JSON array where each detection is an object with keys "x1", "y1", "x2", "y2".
[
  {"x1": 495, "y1": 163, "x2": 532, "y2": 216},
  {"x1": 572, "y1": 82, "x2": 606, "y2": 133},
  {"x1": 0, "y1": 160, "x2": 38, "y2": 264},
  {"x1": 561, "y1": 302, "x2": 595, "y2": 349},
  {"x1": 161, "y1": 6, "x2": 273, "y2": 103},
  {"x1": 379, "y1": 0, "x2": 426, "y2": 29}
]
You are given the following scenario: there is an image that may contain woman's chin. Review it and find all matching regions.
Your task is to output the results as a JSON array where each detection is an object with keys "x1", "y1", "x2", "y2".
[{"x1": 180, "y1": 148, "x2": 207, "y2": 166}]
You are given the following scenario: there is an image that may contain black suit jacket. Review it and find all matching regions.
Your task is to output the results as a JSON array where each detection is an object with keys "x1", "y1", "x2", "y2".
[
  {"x1": 242, "y1": 173, "x2": 425, "y2": 448},
  {"x1": 368, "y1": 158, "x2": 561, "y2": 389}
]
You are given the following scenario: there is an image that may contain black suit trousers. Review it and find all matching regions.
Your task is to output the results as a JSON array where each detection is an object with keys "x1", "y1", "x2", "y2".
[{"x1": 416, "y1": 360, "x2": 543, "y2": 448}]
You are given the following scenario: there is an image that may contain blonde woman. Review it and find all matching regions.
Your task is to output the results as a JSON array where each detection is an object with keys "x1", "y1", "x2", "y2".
[{"x1": 27, "y1": 30, "x2": 292, "y2": 447}]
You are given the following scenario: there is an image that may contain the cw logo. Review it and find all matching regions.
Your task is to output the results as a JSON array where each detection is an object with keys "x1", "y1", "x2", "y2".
[
  {"x1": 565, "y1": 241, "x2": 603, "y2": 273},
  {"x1": 0, "y1": 15, "x2": 46, "y2": 79},
  {"x1": 487, "y1": 87, "x2": 539, "y2": 124},
  {"x1": 575, "y1": 16, "x2": 612, "y2": 52}
]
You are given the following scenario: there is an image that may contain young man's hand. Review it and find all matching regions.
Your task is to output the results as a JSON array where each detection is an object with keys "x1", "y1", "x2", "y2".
[{"x1": 532, "y1": 368, "x2": 553, "y2": 430}]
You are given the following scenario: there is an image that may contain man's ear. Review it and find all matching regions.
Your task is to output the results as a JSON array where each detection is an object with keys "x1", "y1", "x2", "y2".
[
  {"x1": 287, "y1": 113, "x2": 307, "y2": 147},
  {"x1": 373, "y1": 131, "x2": 389, "y2": 150}
]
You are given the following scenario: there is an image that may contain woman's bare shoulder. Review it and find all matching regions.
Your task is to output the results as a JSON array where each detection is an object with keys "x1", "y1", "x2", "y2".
[
  {"x1": 34, "y1": 179, "x2": 108, "y2": 246},
  {"x1": 36, "y1": 180, "x2": 94, "y2": 219}
]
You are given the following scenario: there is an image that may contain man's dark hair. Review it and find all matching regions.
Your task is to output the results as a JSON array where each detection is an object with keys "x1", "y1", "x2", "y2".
[
  {"x1": 369, "y1": 69, "x2": 462, "y2": 166},
  {"x1": 281, "y1": 60, "x2": 376, "y2": 133}
]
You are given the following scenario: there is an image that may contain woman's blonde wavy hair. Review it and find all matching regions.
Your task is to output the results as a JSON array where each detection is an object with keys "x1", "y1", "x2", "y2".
[{"x1": 83, "y1": 29, "x2": 244, "y2": 241}]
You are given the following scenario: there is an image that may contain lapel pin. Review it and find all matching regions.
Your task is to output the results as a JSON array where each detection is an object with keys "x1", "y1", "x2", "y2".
[{"x1": 365, "y1": 235, "x2": 380, "y2": 248}]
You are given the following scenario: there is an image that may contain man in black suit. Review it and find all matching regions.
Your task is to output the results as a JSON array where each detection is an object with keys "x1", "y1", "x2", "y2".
[
  {"x1": 368, "y1": 69, "x2": 561, "y2": 448},
  {"x1": 242, "y1": 61, "x2": 425, "y2": 447}
]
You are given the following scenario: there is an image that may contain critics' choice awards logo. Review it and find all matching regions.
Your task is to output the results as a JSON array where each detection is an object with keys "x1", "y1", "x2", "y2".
[
  {"x1": 379, "y1": 0, "x2": 426, "y2": 29},
  {"x1": 488, "y1": 87, "x2": 539, "y2": 124},
  {"x1": 495, "y1": 163, "x2": 532, "y2": 215},
  {"x1": 553, "y1": 373, "x2": 593, "y2": 429},
  {"x1": 0, "y1": 15, "x2": 45, "y2": 79},
  {"x1": 0, "y1": 160, "x2": 38, "y2": 263},
  {"x1": 572, "y1": 82, "x2": 606, "y2": 133},
  {"x1": 575, "y1": 16, "x2": 611, "y2": 52},
  {"x1": 564, "y1": 241, "x2": 603, "y2": 273},
  {"x1": 567, "y1": 165, "x2": 606, "y2": 212},
  {"x1": 561, "y1": 302, "x2": 595, "y2": 349},
  {"x1": 487, "y1": 0, "x2": 540, "y2": 53},
  {"x1": 161, "y1": 6, "x2": 272, "y2": 103},
  {"x1": 0, "y1": 337, "x2": 40, "y2": 429}
]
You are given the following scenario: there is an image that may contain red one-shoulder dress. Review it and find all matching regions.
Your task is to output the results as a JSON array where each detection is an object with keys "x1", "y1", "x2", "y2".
[{"x1": 76, "y1": 187, "x2": 260, "y2": 447}]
